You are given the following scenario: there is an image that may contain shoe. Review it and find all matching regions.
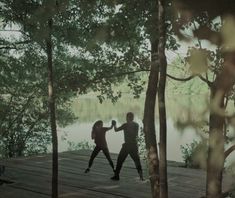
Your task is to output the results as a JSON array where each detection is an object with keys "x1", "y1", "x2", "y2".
[
  {"x1": 139, "y1": 175, "x2": 144, "y2": 181},
  {"x1": 138, "y1": 170, "x2": 144, "y2": 181},
  {"x1": 110, "y1": 175, "x2": 119, "y2": 181},
  {"x1": 84, "y1": 168, "x2": 90, "y2": 173}
]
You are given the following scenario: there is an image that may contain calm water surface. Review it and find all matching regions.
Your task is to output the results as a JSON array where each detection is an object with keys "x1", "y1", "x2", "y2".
[
  {"x1": 58, "y1": 95, "x2": 209, "y2": 162},
  {"x1": 57, "y1": 94, "x2": 235, "y2": 164}
]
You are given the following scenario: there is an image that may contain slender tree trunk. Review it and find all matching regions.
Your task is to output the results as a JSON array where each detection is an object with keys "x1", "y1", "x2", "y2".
[
  {"x1": 206, "y1": 86, "x2": 225, "y2": 198},
  {"x1": 46, "y1": 18, "x2": 58, "y2": 198},
  {"x1": 206, "y1": 52, "x2": 235, "y2": 198},
  {"x1": 143, "y1": 40, "x2": 160, "y2": 198},
  {"x1": 157, "y1": 0, "x2": 168, "y2": 197}
]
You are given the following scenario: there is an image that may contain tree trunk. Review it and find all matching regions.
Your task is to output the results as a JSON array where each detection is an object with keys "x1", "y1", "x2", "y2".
[
  {"x1": 143, "y1": 40, "x2": 160, "y2": 198},
  {"x1": 157, "y1": 0, "x2": 168, "y2": 197},
  {"x1": 46, "y1": 18, "x2": 58, "y2": 198},
  {"x1": 206, "y1": 87, "x2": 225, "y2": 198},
  {"x1": 206, "y1": 52, "x2": 235, "y2": 198}
]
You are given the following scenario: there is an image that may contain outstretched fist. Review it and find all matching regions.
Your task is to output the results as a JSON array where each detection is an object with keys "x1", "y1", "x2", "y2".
[{"x1": 112, "y1": 120, "x2": 116, "y2": 126}]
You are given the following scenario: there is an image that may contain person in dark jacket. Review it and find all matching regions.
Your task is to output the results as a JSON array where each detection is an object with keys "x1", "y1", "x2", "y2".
[
  {"x1": 111, "y1": 112, "x2": 143, "y2": 181},
  {"x1": 85, "y1": 120, "x2": 114, "y2": 173}
]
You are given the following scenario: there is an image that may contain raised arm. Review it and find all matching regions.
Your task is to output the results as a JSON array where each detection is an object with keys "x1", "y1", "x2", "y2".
[
  {"x1": 114, "y1": 123, "x2": 125, "y2": 132},
  {"x1": 103, "y1": 125, "x2": 113, "y2": 132}
]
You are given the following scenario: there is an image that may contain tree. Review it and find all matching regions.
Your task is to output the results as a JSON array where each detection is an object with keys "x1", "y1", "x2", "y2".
[
  {"x1": 46, "y1": 17, "x2": 58, "y2": 198},
  {"x1": 158, "y1": 0, "x2": 168, "y2": 197},
  {"x1": 0, "y1": 32, "x2": 78, "y2": 157},
  {"x1": 1, "y1": 1, "x2": 68, "y2": 197},
  {"x1": 173, "y1": 1, "x2": 235, "y2": 197},
  {"x1": 0, "y1": 1, "x2": 182, "y2": 198},
  {"x1": 79, "y1": 2, "x2": 179, "y2": 197},
  {"x1": 1, "y1": 1, "x2": 159, "y2": 197},
  {"x1": 143, "y1": 30, "x2": 160, "y2": 198}
]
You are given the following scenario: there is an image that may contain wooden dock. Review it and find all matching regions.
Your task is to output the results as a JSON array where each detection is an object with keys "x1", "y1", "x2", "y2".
[{"x1": 0, "y1": 150, "x2": 233, "y2": 198}]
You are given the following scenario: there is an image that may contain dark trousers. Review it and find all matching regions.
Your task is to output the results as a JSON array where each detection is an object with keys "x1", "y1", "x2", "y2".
[
  {"x1": 115, "y1": 143, "x2": 142, "y2": 175},
  {"x1": 88, "y1": 146, "x2": 114, "y2": 169}
]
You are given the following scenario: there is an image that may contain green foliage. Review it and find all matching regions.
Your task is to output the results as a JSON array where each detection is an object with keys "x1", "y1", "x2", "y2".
[
  {"x1": 0, "y1": 33, "x2": 77, "y2": 159},
  {"x1": 137, "y1": 127, "x2": 149, "y2": 176},
  {"x1": 0, "y1": 0, "x2": 180, "y2": 159},
  {"x1": 72, "y1": 96, "x2": 145, "y2": 123},
  {"x1": 0, "y1": 0, "x2": 181, "y2": 104},
  {"x1": 0, "y1": 51, "x2": 49, "y2": 158},
  {"x1": 180, "y1": 140, "x2": 208, "y2": 169},
  {"x1": 167, "y1": 58, "x2": 209, "y2": 95},
  {"x1": 137, "y1": 127, "x2": 147, "y2": 161},
  {"x1": 67, "y1": 140, "x2": 95, "y2": 151}
]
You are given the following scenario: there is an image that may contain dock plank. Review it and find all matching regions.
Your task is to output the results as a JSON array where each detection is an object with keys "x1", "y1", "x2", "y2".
[{"x1": 0, "y1": 150, "x2": 233, "y2": 198}]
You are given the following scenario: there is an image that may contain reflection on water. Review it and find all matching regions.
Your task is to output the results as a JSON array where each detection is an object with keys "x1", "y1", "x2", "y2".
[{"x1": 58, "y1": 95, "x2": 209, "y2": 162}]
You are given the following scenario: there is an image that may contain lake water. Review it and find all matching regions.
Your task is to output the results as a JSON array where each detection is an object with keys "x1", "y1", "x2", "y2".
[
  {"x1": 57, "y1": 95, "x2": 204, "y2": 162},
  {"x1": 58, "y1": 119, "x2": 199, "y2": 162},
  {"x1": 57, "y1": 94, "x2": 235, "y2": 164}
]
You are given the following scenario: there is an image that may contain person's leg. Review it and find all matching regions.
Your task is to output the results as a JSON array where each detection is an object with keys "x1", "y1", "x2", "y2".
[
  {"x1": 111, "y1": 145, "x2": 128, "y2": 180},
  {"x1": 102, "y1": 147, "x2": 114, "y2": 171},
  {"x1": 129, "y1": 146, "x2": 143, "y2": 180},
  {"x1": 85, "y1": 146, "x2": 101, "y2": 173}
]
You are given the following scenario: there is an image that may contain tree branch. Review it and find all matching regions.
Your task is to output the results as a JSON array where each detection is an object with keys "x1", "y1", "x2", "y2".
[
  {"x1": 166, "y1": 74, "x2": 195, "y2": 81},
  {"x1": 1, "y1": 94, "x2": 35, "y2": 137},
  {"x1": 105, "y1": 69, "x2": 149, "y2": 79},
  {"x1": 22, "y1": 115, "x2": 44, "y2": 145},
  {"x1": 224, "y1": 144, "x2": 235, "y2": 159},
  {"x1": 59, "y1": 67, "x2": 203, "y2": 94},
  {"x1": 198, "y1": 75, "x2": 213, "y2": 87},
  {"x1": 0, "y1": 40, "x2": 32, "y2": 50},
  {"x1": 59, "y1": 68, "x2": 150, "y2": 84},
  {"x1": 0, "y1": 95, "x2": 14, "y2": 127},
  {"x1": 0, "y1": 46, "x2": 24, "y2": 50}
]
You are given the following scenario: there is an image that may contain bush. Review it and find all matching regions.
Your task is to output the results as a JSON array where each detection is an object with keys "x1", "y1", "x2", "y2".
[
  {"x1": 180, "y1": 140, "x2": 208, "y2": 169},
  {"x1": 67, "y1": 140, "x2": 95, "y2": 151}
]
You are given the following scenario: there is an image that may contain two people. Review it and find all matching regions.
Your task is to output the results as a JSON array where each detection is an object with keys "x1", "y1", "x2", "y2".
[{"x1": 85, "y1": 112, "x2": 143, "y2": 181}]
